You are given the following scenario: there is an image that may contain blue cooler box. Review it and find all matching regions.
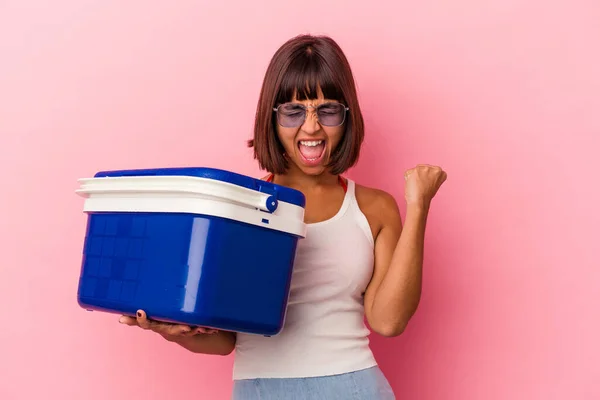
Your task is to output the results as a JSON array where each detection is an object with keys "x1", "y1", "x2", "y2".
[{"x1": 75, "y1": 167, "x2": 306, "y2": 336}]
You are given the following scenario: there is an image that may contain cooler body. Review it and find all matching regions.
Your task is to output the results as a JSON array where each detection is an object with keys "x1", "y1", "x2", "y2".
[{"x1": 75, "y1": 167, "x2": 306, "y2": 335}]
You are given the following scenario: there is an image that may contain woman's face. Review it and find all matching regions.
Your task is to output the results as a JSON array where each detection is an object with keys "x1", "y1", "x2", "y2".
[{"x1": 275, "y1": 90, "x2": 346, "y2": 176}]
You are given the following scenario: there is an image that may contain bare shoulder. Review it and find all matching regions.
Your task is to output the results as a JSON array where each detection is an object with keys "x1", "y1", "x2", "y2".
[
  {"x1": 355, "y1": 182, "x2": 400, "y2": 215},
  {"x1": 354, "y1": 182, "x2": 402, "y2": 237}
]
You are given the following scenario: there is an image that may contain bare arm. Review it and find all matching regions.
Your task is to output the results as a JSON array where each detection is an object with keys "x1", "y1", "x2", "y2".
[
  {"x1": 364, "y1": 197, "x2": 427, "y2": 337},
  {"x1": 363, "y1": 165, "x2": 446, "y2": 337}
]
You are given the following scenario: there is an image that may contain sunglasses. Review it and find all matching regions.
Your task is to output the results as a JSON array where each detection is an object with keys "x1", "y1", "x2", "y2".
[{"x1": 273, "y1": 102, "x2": 349, "y2": 128}]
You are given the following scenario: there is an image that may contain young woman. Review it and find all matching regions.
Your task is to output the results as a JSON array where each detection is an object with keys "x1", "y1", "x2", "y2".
[{"x1": 120, "y1": 34, "x2": 447, "y2": 399}]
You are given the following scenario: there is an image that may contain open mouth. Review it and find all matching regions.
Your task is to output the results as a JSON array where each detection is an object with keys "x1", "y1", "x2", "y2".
[{"x1": 297, "y1": 140, "x2": 326, "y2": 166}]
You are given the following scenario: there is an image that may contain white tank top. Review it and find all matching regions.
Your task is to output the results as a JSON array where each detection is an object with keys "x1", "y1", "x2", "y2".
[{"x1": 232, "y1": 179, "x2": 378, "y2": 380}]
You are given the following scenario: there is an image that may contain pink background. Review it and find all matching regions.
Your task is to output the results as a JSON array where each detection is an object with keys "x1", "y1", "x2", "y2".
[{"x1": 1, "y1": 1, "x2": 599, "y2": 399}]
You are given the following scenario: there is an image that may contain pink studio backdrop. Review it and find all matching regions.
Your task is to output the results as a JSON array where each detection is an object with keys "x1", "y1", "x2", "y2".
[{"x1": 1, "y1": 1, "x2": 598, "y2": 399}]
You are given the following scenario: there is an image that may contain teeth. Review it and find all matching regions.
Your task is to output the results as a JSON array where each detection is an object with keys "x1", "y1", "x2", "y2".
[{"x1": 299, "y1": 140, "x2": 323, "y2": 147}]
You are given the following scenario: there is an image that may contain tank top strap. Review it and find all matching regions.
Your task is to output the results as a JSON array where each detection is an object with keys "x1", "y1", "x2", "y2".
[
  {"x1": 344, "y1": 178, "x2": 374, "y2": 247},
  {"x1": 343, "y1": 177, "x2": 355, "y2": 199}
]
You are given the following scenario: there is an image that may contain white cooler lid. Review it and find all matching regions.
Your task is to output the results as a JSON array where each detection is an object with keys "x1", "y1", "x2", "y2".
[{"x1": 76, "y1": 167, "x2": 307, "y2": 238}]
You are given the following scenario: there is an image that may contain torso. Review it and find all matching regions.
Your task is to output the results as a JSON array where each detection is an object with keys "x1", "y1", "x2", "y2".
[{"x1": 232, "y1": 175, "x2": 385, "y2": 380}]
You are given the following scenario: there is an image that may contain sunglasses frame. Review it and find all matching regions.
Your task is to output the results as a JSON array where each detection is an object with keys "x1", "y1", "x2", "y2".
[{"x1": 273, "y1": 102, "x2": 350, "y2": 128}]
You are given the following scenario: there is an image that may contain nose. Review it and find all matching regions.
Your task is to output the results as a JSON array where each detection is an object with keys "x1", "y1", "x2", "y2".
[{"x1": 300, "y1": 107, "x2": 320, "y2": 134}]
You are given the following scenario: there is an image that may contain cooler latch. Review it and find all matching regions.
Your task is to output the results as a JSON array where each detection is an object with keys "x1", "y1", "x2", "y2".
[{"x1": 258, "y1": 185, "x2": 279, "y2": 213}]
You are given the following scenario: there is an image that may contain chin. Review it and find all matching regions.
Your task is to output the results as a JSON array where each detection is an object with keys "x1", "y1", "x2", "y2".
[{"x1": 300, "y1": 165, "x2": 328, "y2": 176}]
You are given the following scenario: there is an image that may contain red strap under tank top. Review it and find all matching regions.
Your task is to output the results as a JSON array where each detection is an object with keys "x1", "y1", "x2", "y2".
[{"x1": 265, "y1": 174, "x2": 347, "y2": 193}]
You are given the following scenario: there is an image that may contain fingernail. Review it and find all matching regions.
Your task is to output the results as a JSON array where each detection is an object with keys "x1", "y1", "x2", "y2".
[{"x1": 136, "y1": 311, "x2": 142, "y2": 317}]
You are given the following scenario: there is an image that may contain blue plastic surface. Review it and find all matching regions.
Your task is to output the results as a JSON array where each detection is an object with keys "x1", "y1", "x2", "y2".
[
  {"x1": 77, "y1": 167, "x2": 305, "y2": 336},
  {"x1": 94, "y1": 167, "x2": 306, "y2": 208}
]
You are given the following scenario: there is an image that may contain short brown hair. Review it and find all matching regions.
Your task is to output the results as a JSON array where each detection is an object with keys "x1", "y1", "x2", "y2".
[{"x1": 248, "y1": 34, "x2": 365, "y2": 175}]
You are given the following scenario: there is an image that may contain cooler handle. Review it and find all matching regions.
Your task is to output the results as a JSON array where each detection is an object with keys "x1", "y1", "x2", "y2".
[{"x1": 76, "y1": 176, "x2": 280, "y2": 213}]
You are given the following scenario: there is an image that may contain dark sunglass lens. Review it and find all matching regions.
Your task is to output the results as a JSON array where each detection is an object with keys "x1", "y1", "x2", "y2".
[
  {"x1": 278, "y1": 104, "x2": 305, "y2": 127},
  {"x1": 317, "y1": 103, "x2": 345, "y2": 126}
]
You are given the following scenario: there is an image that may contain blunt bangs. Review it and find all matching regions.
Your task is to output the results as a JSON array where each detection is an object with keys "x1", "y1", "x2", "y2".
[{"x1": 275, "y1": 49, "x2": 345, "y2": 105}]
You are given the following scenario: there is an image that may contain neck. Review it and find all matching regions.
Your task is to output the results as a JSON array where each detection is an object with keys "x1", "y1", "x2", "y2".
[{"x1": 272, "y1": 165, "x2": 339, "y2": 190}]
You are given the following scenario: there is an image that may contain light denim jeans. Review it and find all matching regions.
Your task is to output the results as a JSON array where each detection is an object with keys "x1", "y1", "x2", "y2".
[{"x1": 231, "y1": 366, "x2": 395, "y2": 400}]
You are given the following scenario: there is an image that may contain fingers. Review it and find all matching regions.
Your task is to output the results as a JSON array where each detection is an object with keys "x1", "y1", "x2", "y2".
[
  {"x1": 120, "y1": 310, "x2": 216, "y2": 337},
  {"x1": 136, "y1": 310, "x2": 157, "y2": 330},
  {"x1": 414, "y1": 164, "x2": 442, "y2": 171},
  {"x1": 119, "y1": 315, "x2": 138, "y2": 326},
  {"x1": 164, "y1": 324, "x2": 192, "y2": 336},
  {"x1": 119, "y1": 310, "x2": 217, "y2": 336},
  {"x1": 405, "y1": 165, "x2": 447, "y2": 178},
  {"x1": 136, "y1": 310, "x2": 185, "y2": 335},
  {"x1": 196, "y1": 327, "x2": 218, "y2": 335},
  {"x1": 118, "y1": 309, "x2": 161, "y2": 330}
]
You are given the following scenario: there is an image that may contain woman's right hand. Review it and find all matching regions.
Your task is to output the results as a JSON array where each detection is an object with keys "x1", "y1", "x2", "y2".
[{"x1": 119, "y1": 309, "x2": 218, "y2": 338}]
